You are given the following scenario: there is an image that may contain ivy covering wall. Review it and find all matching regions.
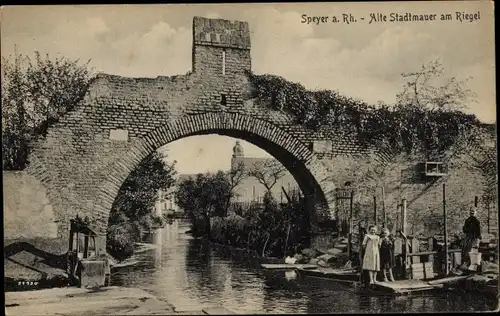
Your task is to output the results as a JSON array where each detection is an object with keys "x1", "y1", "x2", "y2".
[
  {"x1": 245, "y1": 69, "x2": 497, "y2": 237},
  {"x1": 246, "y1": 71, "x2": 485, "y2": 159}
]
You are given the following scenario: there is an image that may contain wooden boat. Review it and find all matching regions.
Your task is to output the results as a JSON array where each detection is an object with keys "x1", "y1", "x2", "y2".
[
  {"x1": 260, "y1": 263, "x2": 318, "y2": 270},
  {"x1": 450, "y1": 274, "x2": 499, "y2": 299},
  {"x1": 295, "y1": 267, "x2": 359, "y2": 283}
]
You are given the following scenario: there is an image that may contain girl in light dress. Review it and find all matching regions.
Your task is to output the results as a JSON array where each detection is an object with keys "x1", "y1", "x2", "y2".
[{"x1": 361, "y1": 225, "x2": 380, "y2": 285}]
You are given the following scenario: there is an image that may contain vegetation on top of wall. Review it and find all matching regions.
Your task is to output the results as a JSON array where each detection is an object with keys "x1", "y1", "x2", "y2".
[{"x1": 246, "y1": 60, "x2": 485, "y2": 158}]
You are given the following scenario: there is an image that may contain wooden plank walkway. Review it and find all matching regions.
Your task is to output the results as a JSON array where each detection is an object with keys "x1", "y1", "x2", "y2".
[{"x1": 261, "y1": 263, "x2": 317, "y2": 270}]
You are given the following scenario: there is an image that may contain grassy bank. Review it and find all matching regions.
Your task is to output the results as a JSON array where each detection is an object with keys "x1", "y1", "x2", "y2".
[{"x1": 202, "y1": 195, "x2": 311, "y2": 259}]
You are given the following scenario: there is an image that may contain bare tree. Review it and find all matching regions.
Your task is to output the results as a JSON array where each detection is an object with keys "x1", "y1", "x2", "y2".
[
  {"x1": 397, "y1": 59, "x2": 477, "y2": 111},
  {"x1": 225, "y1": 161, "x2": 247, "y2": 214},
  {"x1": 247, "y1": 159, "x2": 287, "y2": 192}
]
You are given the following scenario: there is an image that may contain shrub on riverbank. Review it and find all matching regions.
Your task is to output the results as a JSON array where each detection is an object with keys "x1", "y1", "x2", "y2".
[
  {"x1": 107, "y1": 212, "x2": 167, "y2": 260},
  {"x1": 209, "y1": 192, "x2": 311, "y2": 258},
  {"x1": 107, "y1": 221, "x2": 136, "y2": 261}
]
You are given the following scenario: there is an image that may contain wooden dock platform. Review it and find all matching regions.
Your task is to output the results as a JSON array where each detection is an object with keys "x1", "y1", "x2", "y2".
[
  {"x1": 368, "y1": 279, "x2": 444, "y2": 295},
  {"x1": 260, "y1": 263, "x2": 317, "y2": 270}
]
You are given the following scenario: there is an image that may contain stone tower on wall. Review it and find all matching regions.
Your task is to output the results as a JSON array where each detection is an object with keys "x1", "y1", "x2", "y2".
[{"x1": 192, "y1": 16, "x2": 251, "y2": 75}]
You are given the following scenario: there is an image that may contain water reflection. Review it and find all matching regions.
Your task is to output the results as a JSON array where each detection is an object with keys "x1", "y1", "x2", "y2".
[
  {"x1": 152, "y1": 228, "x2": 162, "y2": 268},
  {"x1": 111, "y1": 219, "x2": 496, "y2": 314}
]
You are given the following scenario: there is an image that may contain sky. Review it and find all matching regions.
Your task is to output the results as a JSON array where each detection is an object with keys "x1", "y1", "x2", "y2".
[{"x1": 1, "y1": 2, "x2": 495, "y2": 174}]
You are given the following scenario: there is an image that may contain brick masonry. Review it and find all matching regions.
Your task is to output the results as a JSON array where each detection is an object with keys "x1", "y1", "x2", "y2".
[
  {"x1": 19, "y1": 17, "x2": 353, "y2": 248},
  {"x1": 8, "y1": 16, "x2": 497, "y2": 254}
]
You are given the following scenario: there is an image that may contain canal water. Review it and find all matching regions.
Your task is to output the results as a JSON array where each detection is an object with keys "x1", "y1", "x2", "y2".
[{"x1": 111, "y1": 219, "x2": 496, "y2": 314}]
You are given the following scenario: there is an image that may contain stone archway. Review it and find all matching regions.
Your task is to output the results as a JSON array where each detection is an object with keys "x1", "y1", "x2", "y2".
[{"x1": 95, "y1": 112, "x2": 334, "y2": 233}]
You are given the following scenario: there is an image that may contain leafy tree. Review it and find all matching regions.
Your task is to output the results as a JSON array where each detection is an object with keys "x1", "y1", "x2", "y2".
[
  {"x1": 109, "y1": 151, "x2": 177, "y2": 223},
  {"x1": 107, "y1": 151, "x2": 177, "y2": 258},
  {"x1": 2, "y1": 50, "x2": 93, "y2": 170},
  {"x1": 175, "y1": 171, "x2": 232, "y2": 236}
]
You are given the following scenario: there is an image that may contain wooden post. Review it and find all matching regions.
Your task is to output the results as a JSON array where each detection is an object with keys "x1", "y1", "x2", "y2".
[
  {"x1": 342, "y1": 194, "x2": 346, "y2": 237},
  {"x1": 402, "y1": 199, "x2": 407, "y2": 236},
  {"x1": 335, "y1": 188, "x2": 340, "y2": 235},
  {"x1": 428, "y1": 236, "x2": 434, "y2": 266},
  {"x1": 76, "y1": 232, "x2": 80, "y2": 254},
  {"x1": 373, "y1": 196, "x2": 377, "y2": 226},
  {"x1": 348, "y1": 190, "x2": 354, "y2": 260},
  {"x1": 395, "y1": 204, "x2": 400, "y2": 235},
  {"x1": 83, "y1": 236, "x2": 89, "y2": 259},
  {"x1": 359, "y1": 220, "x2": 364, "y2": 282},
  {"x1": 69, "y1": 229, "x2": 74, "y2": 252},
  {"x1": 382, "y1": 186, "x2": 386, "y2": 228},
  {"x1": 400, "y1": 232, "x2": 408, "y2": 279},
  {"x1": 443, "y1": 183, "x2": 449, "y2": 276},
  {"x1": 487, "y1": 200, "x2": 491, "y2": 234},
  {"x1": 283, "y1": 224, "x2": 291, "y2": 259}
]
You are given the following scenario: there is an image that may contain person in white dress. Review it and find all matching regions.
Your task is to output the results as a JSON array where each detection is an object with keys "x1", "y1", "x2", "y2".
[{"x1": 362, "y1": 225, "x2": 381, "y2": 284}]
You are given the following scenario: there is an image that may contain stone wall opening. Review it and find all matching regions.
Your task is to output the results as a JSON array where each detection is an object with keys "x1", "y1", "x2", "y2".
[{"x1": 102, "y1": 124, "x2": 331, "y2": 236}]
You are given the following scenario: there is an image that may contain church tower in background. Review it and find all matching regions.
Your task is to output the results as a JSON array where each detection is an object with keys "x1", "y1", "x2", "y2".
[
  {"x1": 232, "y1": 140, "x2": 244, "y2": 158},
  {"x1": 231, "y1": 140, "x2": 244, "y2": 170}
]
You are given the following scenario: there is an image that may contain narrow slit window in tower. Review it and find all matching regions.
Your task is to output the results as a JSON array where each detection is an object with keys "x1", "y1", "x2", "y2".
[
  {"x1": 222, "y1": 50, "x2": 226, "y2": 75},
  {"x1": 221, "y1": 94, "x2": 227, "y2": 105}
]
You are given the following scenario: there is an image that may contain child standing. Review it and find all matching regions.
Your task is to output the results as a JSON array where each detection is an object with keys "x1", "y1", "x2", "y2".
[
  {"x1": 379, "y1": 228, "x2": 395, "y2": 282},
  {"x1": 362, "y1": 225, "x2": 380, "y2": 285}
]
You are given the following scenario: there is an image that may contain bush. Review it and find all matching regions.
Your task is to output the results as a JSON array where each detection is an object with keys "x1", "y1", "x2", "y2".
[
  {"x1": 151, "y1": 215, "x2": 164, "y2": 228},
  {"x1": 209, "y1": 194, "x2": 311, "y2": 258},
  {"x1": 187, "y1": 214, "x2": 210, "y2": 237},
  {"x1": 107, "y1": 223, "x2": 135, "y2": 261},
  {"x1": 107, "y1": 210, "x2": 162, "y2": 259}
]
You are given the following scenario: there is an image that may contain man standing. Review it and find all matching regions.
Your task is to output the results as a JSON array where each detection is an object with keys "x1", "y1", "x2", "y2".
[{"x1": 462, "y1": 207, "x2": 482, "y2": 266}]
